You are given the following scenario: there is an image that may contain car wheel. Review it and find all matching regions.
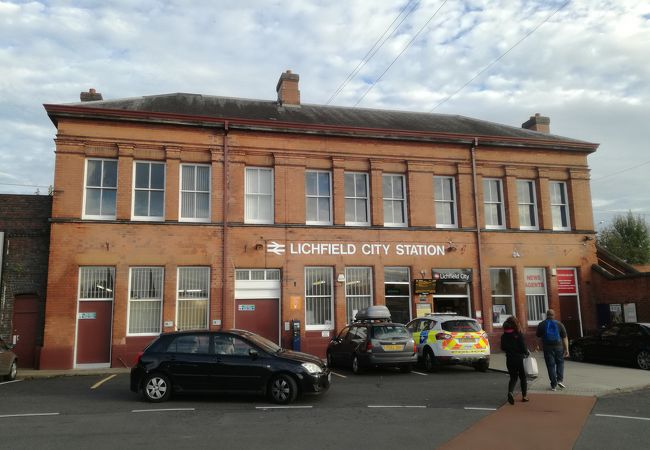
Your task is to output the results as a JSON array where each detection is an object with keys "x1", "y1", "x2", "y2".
[
  {"x1": 423, "y1": 350, "x2": 440, "y2": 373},
  {"x1": 570, "y1": 345, "x2": 585, "y2": 362},
  {"x1": 269, "y1": 374, "x2": 298, "y2": 404},
  {"x1": 5, "y1": 360, "x2": 17, "y2": 381},
  {"x1": 399, "y1": 364, "x2": 412, "y2": 374},
  {"x1": 636, "y1": 350, "x2": 650, "y2": 370},
  {"x1": 352, "y1": 355, "x2": 363, "y2": 375},
  {"x1": 474, "y1": 360, "x2": 489, "y2": 372},
  {"x1": 142, "y1": 373, "x2": 172, "y2": 403},
  {"x1": 326, "y1": 351, "x2": 335, "y2": 369}
]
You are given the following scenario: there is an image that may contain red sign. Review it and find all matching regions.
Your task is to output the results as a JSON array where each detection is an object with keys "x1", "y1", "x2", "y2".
[{"x1": 557, "y1": 268, "x2": 577, "y2": 295}]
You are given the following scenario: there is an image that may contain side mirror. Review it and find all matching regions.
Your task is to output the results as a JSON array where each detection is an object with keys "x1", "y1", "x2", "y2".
[{"x1": 249, "y1": 348, "x2": 259, "y2": 358}]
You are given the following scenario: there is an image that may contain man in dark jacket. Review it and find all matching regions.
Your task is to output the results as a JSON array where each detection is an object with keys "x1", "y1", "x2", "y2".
[{"x1": 536, "y1": 309, "x2": 569, "y2": 390}]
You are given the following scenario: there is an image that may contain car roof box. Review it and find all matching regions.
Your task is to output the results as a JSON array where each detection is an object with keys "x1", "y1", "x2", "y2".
[{"x1": 354, "y1": 305, "x2": 392, "y2": 322}]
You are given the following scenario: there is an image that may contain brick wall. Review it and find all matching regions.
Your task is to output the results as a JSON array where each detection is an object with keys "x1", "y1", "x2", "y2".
[
  {"x1": 590, "y1": 269, "x2": 650, "y2": 330},
  {"x1": 0, "y1": 194, "x2": 52, "y2": 346}
]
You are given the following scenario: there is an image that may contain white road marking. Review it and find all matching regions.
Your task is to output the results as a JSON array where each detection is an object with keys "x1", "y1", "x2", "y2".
[
  {"x1": 91, "y1": 374, "x2": 117, "y2": 390},
  {"x1": 0, "y1": 379, "x2": 23, "y2": 386},
  {"x1": 131, "y1": 408, "x2": 196, "y2": 413},
  {"x1": 411, "y1": 371, "x2": 428, "y2": 376},
  {"x1": 595, "y1": 413, "x2": 650, "y2": 422},
  {"x1": 0, "y1": 412, "x2": 60, "y2": 418},
  {"x1": 464, "y1": 407, "x2": 498, "y2": 411},
  {"x1": 368, "y1": 405, "x2": 426, "y2": 408},
  {"x1": 255, "y1": 406, "x2": 313, "y2": 410},
  {"x1": 331, "y1": 372, "x2": 346, "y2": 378}
]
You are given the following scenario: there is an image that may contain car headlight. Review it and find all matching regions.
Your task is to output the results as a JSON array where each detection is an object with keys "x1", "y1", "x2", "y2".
[{"x1": 301, "y1": 362, "x2": 323, "y2": 374}]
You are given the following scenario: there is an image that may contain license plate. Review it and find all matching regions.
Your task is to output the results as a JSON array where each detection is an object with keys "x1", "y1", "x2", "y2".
[
  {"x1": 382, "y1": 344, "x2": 404, "y2": 351},
  {"x1": 459, "y1": 338, "x2": 476, "y2": 343}
]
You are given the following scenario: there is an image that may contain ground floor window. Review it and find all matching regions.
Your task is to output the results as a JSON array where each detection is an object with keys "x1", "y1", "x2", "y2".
[
  {"x1": 489, "y1": 267, "x2": 514, "y2": 326},
  {"x1": 78, "y1": 266, "x2": 115, "y2": 299},
  {"x1": 384, "y1": 267, "x2": 411, "y2": 324},
  {"x1": 304, "y1": 267, "x2": 334, "y2": 330},
  {"x1": 345, "y1": 267, "x2": 372, "y2": 324},
  {"x1": 177, "y1": 267, "x2": 210, "y2": 330},
  {"x1": 128, "y1": 267, "x2": 163, "y2": 335},
  {"x1": 525, "y1": 267, "x2": 548, "y2": 324},
  {"x1": 432, "y1": 269, "x2": 471, "y2": 317}
]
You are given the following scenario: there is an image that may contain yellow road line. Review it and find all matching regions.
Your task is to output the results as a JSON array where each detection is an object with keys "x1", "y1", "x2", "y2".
[{"x1": 91, "y1": 374, "x2": 117, "y2": 389}]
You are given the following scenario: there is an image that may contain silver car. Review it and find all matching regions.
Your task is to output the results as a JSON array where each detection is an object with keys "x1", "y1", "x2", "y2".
[{"x1": 0, "y1": 337, "x2": 18, "y2": 381}]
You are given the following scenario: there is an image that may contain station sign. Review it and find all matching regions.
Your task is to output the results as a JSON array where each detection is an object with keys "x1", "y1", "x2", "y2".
[
  {"x1": 266, "y1": 241, "x2": 446, "y2": 257},
  {"x1": 432, "y1": 269, "x2": 472, "y2": 283}
]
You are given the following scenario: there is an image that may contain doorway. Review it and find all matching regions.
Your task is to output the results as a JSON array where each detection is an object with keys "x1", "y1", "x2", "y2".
[
  {"x1": 12, "y1": 294, "x2": 40, "y2": 368},
  {"x1": 234, "y1": 269, "x2": 281, "y2": 344}
]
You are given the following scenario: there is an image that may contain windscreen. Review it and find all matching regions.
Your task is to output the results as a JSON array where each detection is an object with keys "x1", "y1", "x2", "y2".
[
  {"x1": 441, "y1": 320, "x2": 481, "y2": 332},
  {"x1": 372, "y1": 325, "x2": 410, "y2": 339}
]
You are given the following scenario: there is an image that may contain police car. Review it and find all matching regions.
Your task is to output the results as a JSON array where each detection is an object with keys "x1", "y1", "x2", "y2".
[{"x1": 405, "y1": 312, "x2": 490, "y2": 372}]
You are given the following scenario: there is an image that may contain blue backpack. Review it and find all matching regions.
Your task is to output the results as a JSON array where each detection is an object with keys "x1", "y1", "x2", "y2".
[{"x1": 544, "y1": 320, "x2": 560, "y2": 342}]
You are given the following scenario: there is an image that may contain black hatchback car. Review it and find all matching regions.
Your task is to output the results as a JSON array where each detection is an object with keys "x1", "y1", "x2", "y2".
[
  {"x1": 570, "y1": 322, "x2": 650, "y2": 370},
  {"x1": 130, "y1": 329, "x2": 331, "y2": 404},
  {"x1": 326, "y1": 306, "x2": 417, "y2": 374}
]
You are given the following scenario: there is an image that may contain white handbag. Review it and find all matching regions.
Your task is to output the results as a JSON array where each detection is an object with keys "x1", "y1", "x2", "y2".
[{"x1": 524, "y1": 355, "x2": 538, "y2": 379}]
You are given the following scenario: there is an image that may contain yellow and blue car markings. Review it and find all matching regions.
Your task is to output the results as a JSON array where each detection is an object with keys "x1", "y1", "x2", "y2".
[{"x1": 415, "y1": 330, "x2": 489, "y2": 356}]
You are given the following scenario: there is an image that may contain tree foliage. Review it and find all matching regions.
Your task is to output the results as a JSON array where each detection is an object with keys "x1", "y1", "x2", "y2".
[{"x1": 597, "y1": 212, "x2": 650, "y2": 264}]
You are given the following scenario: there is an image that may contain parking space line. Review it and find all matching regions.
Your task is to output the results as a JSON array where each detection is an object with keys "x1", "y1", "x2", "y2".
[
  {"x1": 0, "y1": 412, "x2": 60, "y2": 418},
  {"x1": 368, "y1": 405, "x2": 426, "y2": 408},
  {"x1": 411, "y1": 371, "x2": 427, "y2": 376},
  {"x1": 464, "y1": 407, "x2": 498, "y2": 411},
  {"x1": 131, "y1": 408, "x2": 196, "y2": 413},
  {"x1": 91, "y1": 374, "x2": 117, "y2": 390},
  {"x1": 595, "y1": 413, "x2": 650, "y2": 421},
  {"x1": 0, "y1": 379, "x2": 23, "y2": 386},
  {"x1": 256, "y1": 405, "x2": 313, "y2": 410},
  {"x1": 331, "y1": 372, "x2": 346, "y2": 378}
]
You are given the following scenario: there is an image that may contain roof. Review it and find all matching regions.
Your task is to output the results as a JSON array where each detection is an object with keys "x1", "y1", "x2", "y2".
[{"x1": 44, "y1": 93, "x2": 598, "y2": 152}]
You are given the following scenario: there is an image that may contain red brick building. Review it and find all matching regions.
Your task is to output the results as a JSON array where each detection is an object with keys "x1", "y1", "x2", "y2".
[{"x1": 40, "y1": 71, "x2": 599, "y2": 369}]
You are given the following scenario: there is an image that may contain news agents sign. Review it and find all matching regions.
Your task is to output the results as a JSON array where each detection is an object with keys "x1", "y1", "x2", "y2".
[
  {"x1": 432, "y1": 269, "x2": 472, "y2": 282},
  {"x1": 266, "y1": 241, "x2": 446, "y2": 257}
]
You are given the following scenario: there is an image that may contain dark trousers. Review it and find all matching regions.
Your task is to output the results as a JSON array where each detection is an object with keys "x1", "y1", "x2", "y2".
[
  {"x1": 506, "y1": 357, "x2": 527, "y2": 396},
  {"x1": 543, "y1": 346, "x2": 564, "y2": 387}
]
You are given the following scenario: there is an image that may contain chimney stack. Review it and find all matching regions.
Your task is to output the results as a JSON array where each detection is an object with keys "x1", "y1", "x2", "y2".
[
  {"x1": 80, "y1": 88, "x2": 103, "y2": 102},
  {"x1": 522, "y1": 113, "x2": 550, "y2": 133},
  {"x1": 276, "y1": 70, "x2": 300, "y2": 106}
]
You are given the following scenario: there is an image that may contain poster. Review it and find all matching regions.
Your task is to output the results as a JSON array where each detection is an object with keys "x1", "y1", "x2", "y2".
[
  {"x1": 492, "y1": 304, "x2": 507, "y2": 324},
  {"x1": 624, "y1": 303, "x2": 637, "y2": 323},
  {"x1": 609, "y1": 304, "x2": 623, "y2": 323}
]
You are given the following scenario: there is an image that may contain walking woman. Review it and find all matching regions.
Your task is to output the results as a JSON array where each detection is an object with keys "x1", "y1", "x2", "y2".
[{"x1": 500, "y1": 315, "x2": 529, "y2": 404}]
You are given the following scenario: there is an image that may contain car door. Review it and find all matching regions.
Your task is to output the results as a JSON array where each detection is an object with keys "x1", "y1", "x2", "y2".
[
  {"x1": 329, "y1": 327, "x2": 350, "y2": 365},
  {"x1": 0, "y1": 338, "x2": 12, "y2": 374},
  {"x1": 594, "y1": 325, "x2": 621, "y2": 361},
  {"x1": 209, "y1": 334, "x2": 270, "y2": 392},
  {"x1": 614, "y1": 324, "x2": 642, "y2": 363},
  {"x1": 162, "y1": 333, "x2": 212, "y2": 390}
]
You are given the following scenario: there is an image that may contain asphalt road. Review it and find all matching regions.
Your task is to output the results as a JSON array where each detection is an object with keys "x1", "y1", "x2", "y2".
[{"x1": 1, "y1": 366, "x2": 649, "y2": 449}]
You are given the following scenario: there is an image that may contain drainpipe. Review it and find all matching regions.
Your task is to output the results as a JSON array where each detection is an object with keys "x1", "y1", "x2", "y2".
[
  {"x1": 221, "y1": 121, "x2": 229, "y2": 330},
  {"x1": 470, "y1": 138, "x2": 488, "y2": 332}
]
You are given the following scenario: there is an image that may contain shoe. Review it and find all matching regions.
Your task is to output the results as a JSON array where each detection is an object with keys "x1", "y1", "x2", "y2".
[
  {"x1": 508, "y1": 392, "x2": 515, "y2": 405},
  {"x1": 550, "y1": 386, "x2": 557, "y2": 391},
  {"x1": 522, "y1": 397, "x2": 529, "y2": 402},
  {"x1": 557, "y1": 381, "x2": 566, "y2": 389}
]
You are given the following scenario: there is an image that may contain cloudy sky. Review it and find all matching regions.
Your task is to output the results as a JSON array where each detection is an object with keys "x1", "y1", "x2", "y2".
[{"x1": 1, "y1": 0, "x2": 648, "y2": 228}]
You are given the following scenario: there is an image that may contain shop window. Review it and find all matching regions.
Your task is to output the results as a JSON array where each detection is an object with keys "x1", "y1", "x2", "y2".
[
  {"x1": 305, "y1": 170, "x2": 332, "y2": 225},
  {"x1": 384, "y1": 267, "x2": 411, "y2": 324},
  {"x1": 345, "y1": 267, "x2": 372, "y2": 323},
  {"x1": 133, "y1": 161, "x2": 165, "y2": 220},
  {"x1": 180, "y1": 164, "x2": 210, "y2": 222},
  {"x1": 78, "y1": 267, "x2": 115, "y2": 300},
  {"x1": 83, "y1": 159, "x2": 117, "y2": 219},
  {"x1": 483, "y1": 178, "x2": 505, "y2": 229},
  {"x1": 245, "y1": 167, "x2": 274, "y2": 224},
  {"x1": 432, "y1": 269, "x2": 471, "y2": 316},
  {"x1": 128, "y1": 267, "x2": 163, "y2": 335},
  {"x1": 525, "y1": 267, "x2": 548, "y2": 323},
  {"x1": 489, "y1": 268, "x2": 514, "y2": 326},
  {"x1": 383, "y1": 174, "x2": 407, "y2": 227},
  {"x1": 517, "y1": 180, "x2": 538, "y2": 230},
  {"x1": 177, "y1": 267, "x2": 210, "y2": 331},
  {"x1": 434, "y1": 176, "x2": 457, "y2": 228},
  {"x1": 344, "y1": 172, "x2": 369, "y2": 226},
  {"x1": 304, "y1": 267, "x2": 334, "y2": 331},
  {"x1": 550, "y1": 181, "x2": 571, "y2": 230}
]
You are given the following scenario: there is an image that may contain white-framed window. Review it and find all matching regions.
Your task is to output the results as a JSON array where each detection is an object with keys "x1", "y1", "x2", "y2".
[
  {"x1": 133, "y1": 161, "x2": 165, "y2": 220},
  {"x1": 305, "y1": 170, "x2": 332, "y2": 225},
  {"x1": 383, "y1": 174, "x2": 407, "y2": 227},
  {"x1": 78, "y1": 267, "x2": 115, "y2": 300},
  {"x1": 83, "y1": 159, "x2": 117, "y2": 220},
  {"x1": 245, "y1": 167, "x2": 274, "y2": 224},
  {"x1": 489, "y1": 267, "x2": 514, "y2": 327},
  {"x1": 345, "y1": 267, "x2": 372, "y2": 324},
  {"x1": 304, "y1": 267, "x2": 334, "y2": 331},
  {"x1": 127, "y1": 267, "x2": 163, "y2": 335},
  {"x1": 384, "y1": 267, "x2": 411, "y2": 325},
  {"x1": 235, "y1": 269, "x2": 281, "y2": 281},
  {"x1": 550, "y1": 181, "x2": 571, "y2": 230},
  {"x1": 345, "y1": 172, "x2": 370, "y2": 226},
  {"x1": 517, "y1": 179, "x2": 538, "y2": 230},
  {"x1": 483, "y1": 178, "x2": 505, "y2": 229},
  {"x1": 525, "y1": 267, "x2": 548, "y2": 324},
  {"x1": 434, "y1": 176, "x2": 457, "y2": 228},
  {"x1": 177, "y1": 267, "x2": 210, "y2": 331},
  {"x1": 180, "y1": 164, "x2": 210, "y2": 222}
]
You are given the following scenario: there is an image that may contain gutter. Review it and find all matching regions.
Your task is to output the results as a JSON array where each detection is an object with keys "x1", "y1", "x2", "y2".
[
  {"x1": 221, "y1": 121, "x2": 229, "y2": 330},
  {"x1": 470, "y1": 138, "x2": 488, "y2": 331}
]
